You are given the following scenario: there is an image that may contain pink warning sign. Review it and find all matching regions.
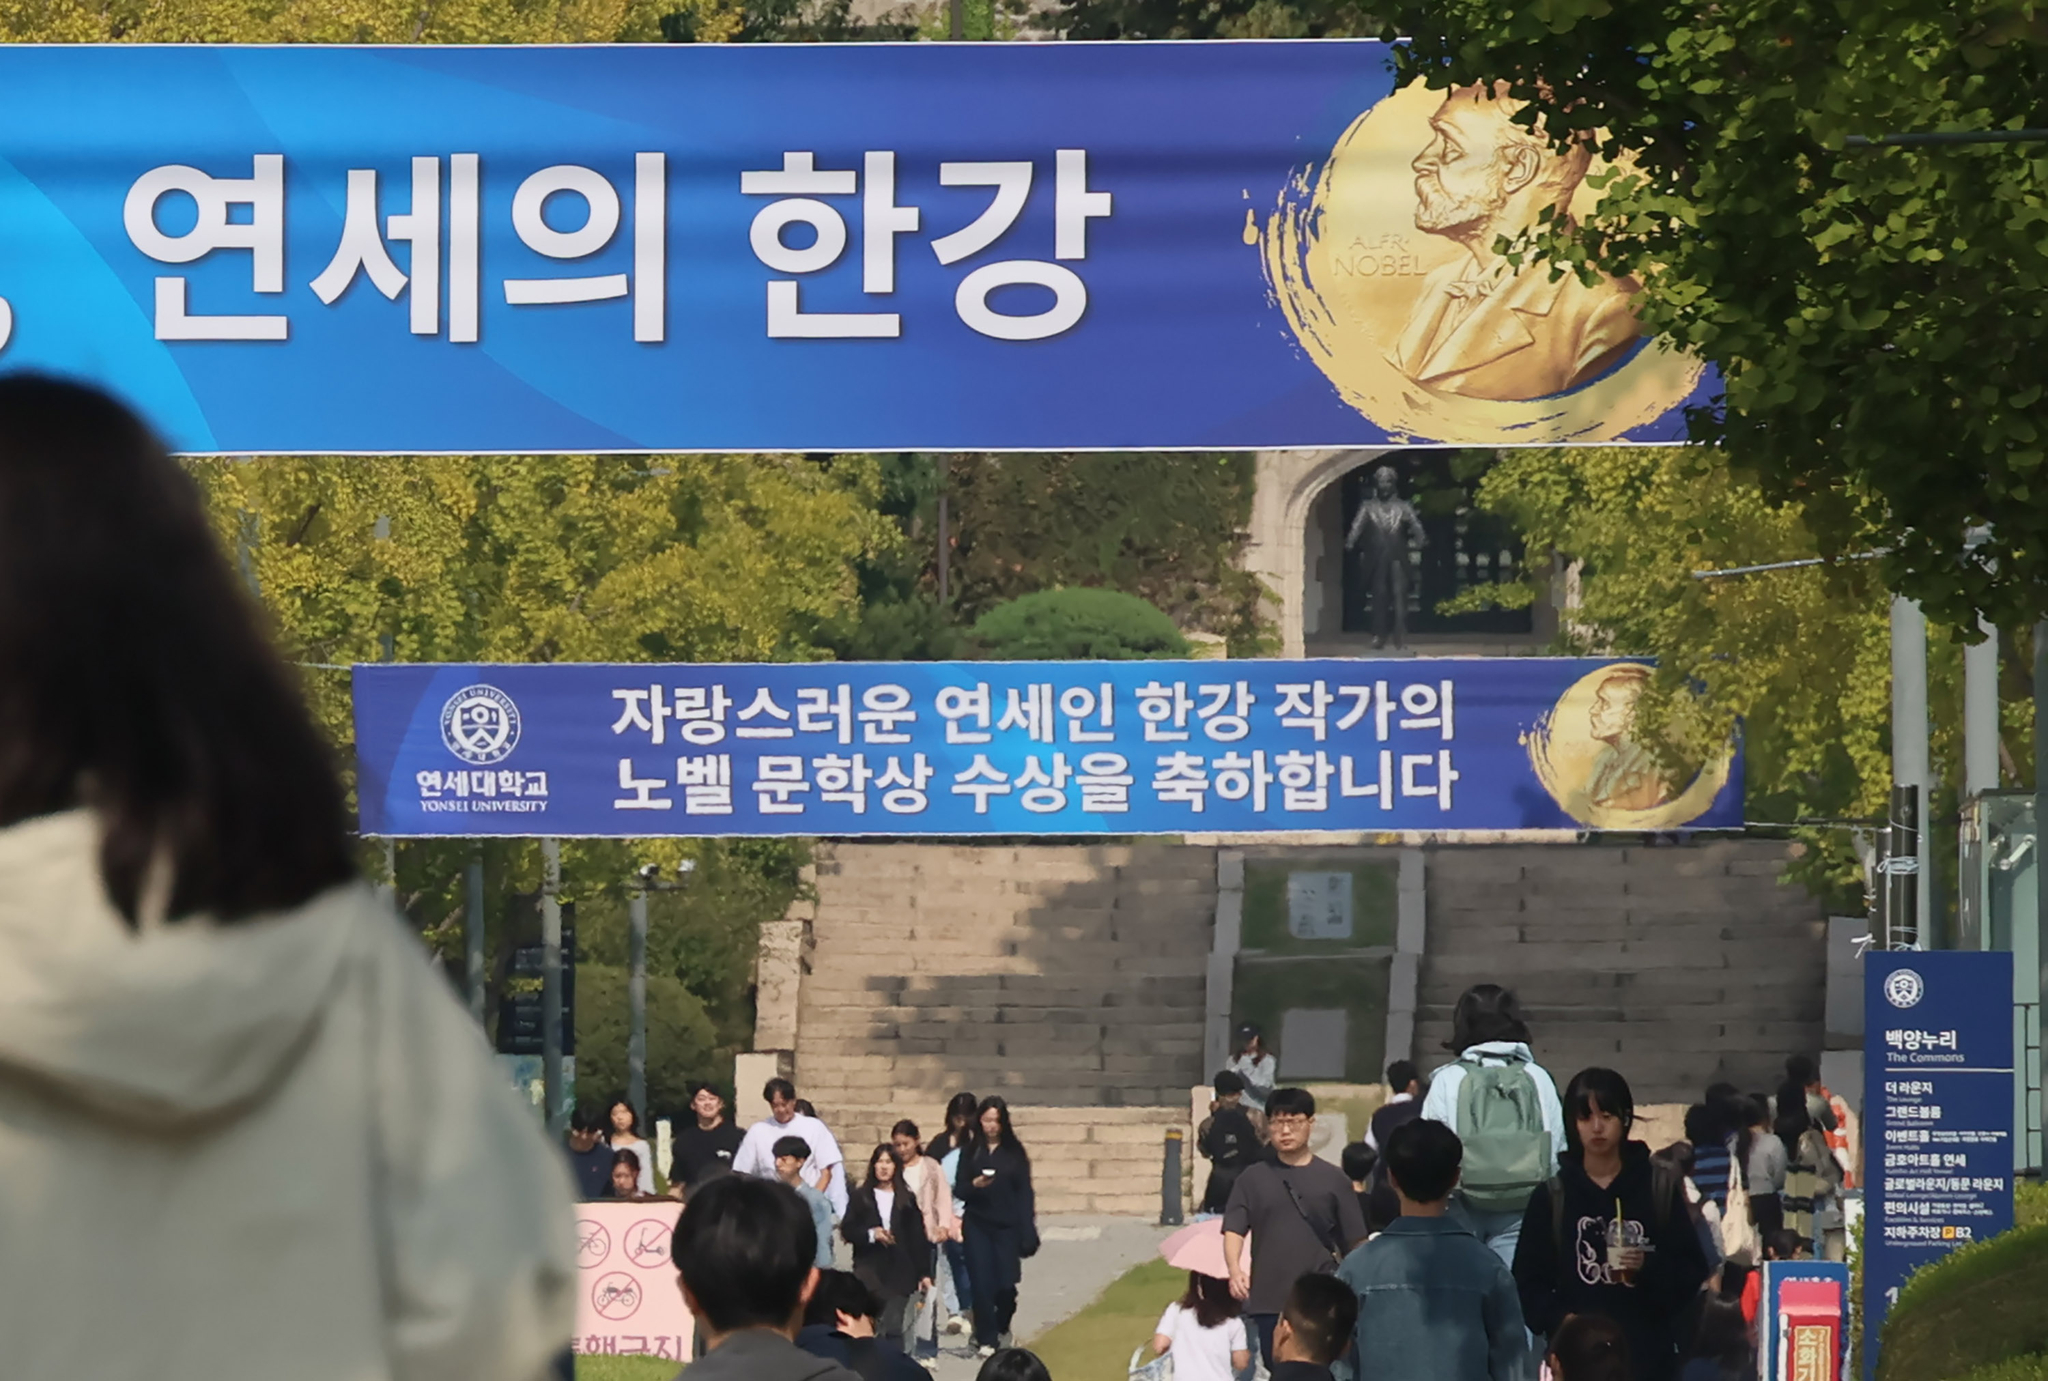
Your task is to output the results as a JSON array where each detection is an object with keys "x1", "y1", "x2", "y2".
[{"x1": 572, "y1": 1201, "x2": 695, "y2": 1362}]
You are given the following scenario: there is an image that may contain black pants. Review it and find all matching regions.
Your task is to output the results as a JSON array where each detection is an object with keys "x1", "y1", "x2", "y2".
[
  {"x1": 963, "y1": 1220, "x2": 1020, "y2": 1347},
  {"x1": 1368, "y1": 553, "x2": 1409, "y2": 644}
]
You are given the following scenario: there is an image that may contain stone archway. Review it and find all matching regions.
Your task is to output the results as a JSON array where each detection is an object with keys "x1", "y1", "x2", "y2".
[{"x1": 1244, "y1": 449, "x2": 1390, "y2": 658}]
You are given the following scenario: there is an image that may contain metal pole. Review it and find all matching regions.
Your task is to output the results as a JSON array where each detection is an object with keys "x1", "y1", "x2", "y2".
[
  {"x1": 466, "y1": 850, "x2": 486, "y2": 1024},
  {"x1": 1886, "y1": 786, "x2": 1922, "y2": 950},
  {"x1": 1966, "y1": 620, "x2": 2001, "y2": 798},
  {"x1": 936, "y1": 455, "x2": 951, "y2": 604},
  {"x1": 948, "y1": 0, "x2": 962, "y2": 38},
  {"x1": 2035, "y1": 618, "x2": 2048, "y2": 958},
  {"x1": 629, "y1": 888, "x2": 649, "y2": 1124},
  {"x1": 541, "y1": 838, "x2": 565, "y2": 1137},
  {"x1": 1159, "y1": 1129, "x2": 1185, "y2": 1226},
  {"x1": 1892, "y1": 596, "x2": 1932, "y2": 933}
]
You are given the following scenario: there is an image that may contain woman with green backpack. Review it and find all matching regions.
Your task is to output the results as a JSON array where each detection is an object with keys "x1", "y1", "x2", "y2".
[{"x1": 1418, "y1": 985, "x2": 1568, "y2": 1269}]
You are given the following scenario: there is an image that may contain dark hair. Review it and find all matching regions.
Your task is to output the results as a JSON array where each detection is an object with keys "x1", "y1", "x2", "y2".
[
  {"x1": 1214, "y1": 1069, "x2": 1246, "y2": 1097},
  {"x1": 773, "y1": 1135, "x2": 812, "y2": 1162},
  {"x1": 1384, "y1": 1118, "x2": 1463, "y2": 1204},
  {"x1": 608, "y1": 1097, "x2": 640, "y2": 1136},
  {"x1": 764, "y1": 1077, "x2": 797, "y2": 1104},
  {"x1": 1786, "y1": 1054, "x2": 1817, "y2": 1086},
  {"x1": 0, "y1": 376, "x2": 356, "y2": 925},
  {"x1": 1386, "y1": 1059, "x2": 1420, "y2": 1091},
  {"x1": 1689, "y1": 1297, "x2": 1752, "y2": 1369},
  {"x1": 1233, "y1": 1024, "x2": 1263, "y2": 1056},
  {"x1": 672, "y1": 1176, "x2": 817, "y2": 1333},
  {"x1": 1340, "y1": 1140, "x2": 1377, "y2": 1184},
  {"x1": 1774, "y1": 1080, "x2": 1812, "y2": 1155},
  {"x1": 1652, "y1": 1141, "x2": 1695, "y2": 1177},
  {"x1": 1266, "y1": 1087, "x2": 1317, "y2": 1120},
  {"x1": 892, "y1": 1119, "x2": 921, "y2": 1141},
  {"x1": 1446, "y1": 984, "x2": 1531, "y2": 1051},
  {"x1": 687, "y1": 1081, "x2": 723, "y2": 1104},
  {"x1": 945, "y1": 1091, "x2": 979, "y2": 1132},
  {"x1": 1281, "y1": 1273, "x2": 1357, "y2": 1365},
  {"x1": 1766, "y1": 1228, "x2": 1806, "y2": 1260},
  {"x1": 1563, "y1": 1067, "x2": 1636, "y2": 1150},
  {"x1": 612, "y1": 1148, "x2": 641, "y2": 1175},
  {"x1": 1179, "y1": 1269, "x2": 1241, "y2": 1330},
  {"x1": 804, "y1": 1268, "x2": 878, "y2": 1328},
  {"x1": 976, "y1": 1095, "x2": 1025, "y2": 1155},
  {"x1": 865, "y1": 1142, "x2": 904, "y2": 1189},
  {"x1": 1683, "y1": 1103, "x2": 1716, "y2": 1146},
  {"x1": 975, "y1": 1348, "x2": 1053, "y2": 1381},
  {"x1": 795, "y1": 1098, "x2": 818, "y2": 1118},
  {"x1": 570, "y1": 1101, "x2": 606, "y2": 1133},
  {"x1": 1550, "y1": 1313, "x2": 1630, "y2": 1381}
]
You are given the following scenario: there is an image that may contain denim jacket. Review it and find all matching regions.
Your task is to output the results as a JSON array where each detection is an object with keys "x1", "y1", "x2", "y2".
[{"x1": 1335, "y1": 1216, "x2": 1526, "y2": 1381}]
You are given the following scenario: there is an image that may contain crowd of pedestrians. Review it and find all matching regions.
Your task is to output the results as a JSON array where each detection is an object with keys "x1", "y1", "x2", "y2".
[
  {"x1": 1187, "y1": 983, "x2": 1859, "y2": 1381},
  {"x1": 565, "y1": 1077, "x2": 1042, "y2": 1370}
]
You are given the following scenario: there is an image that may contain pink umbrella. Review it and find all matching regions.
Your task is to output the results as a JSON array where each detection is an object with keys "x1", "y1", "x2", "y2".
[{"x1": 1158, "y1": 1220, "x2": 1249, "y2": 1279}]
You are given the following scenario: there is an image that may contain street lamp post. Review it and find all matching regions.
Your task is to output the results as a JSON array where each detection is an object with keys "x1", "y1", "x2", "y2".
[{"x1": 629, "y1": 858, "x2": 697, "y2": 1124}]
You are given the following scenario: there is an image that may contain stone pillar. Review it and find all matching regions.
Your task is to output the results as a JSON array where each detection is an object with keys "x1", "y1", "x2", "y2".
[
  {"x1": 1244, "y1": 448, "x2": 1391, "y2": 657},
  {"x1": 1382, "y1": 847, "x2": 1428, "y2": 1069},
  {"x1": 1205, "y1": 849, "x2": 1245, "y2": 1078},
  {"x1": 747, "y1": 861, "x2": 814, "y2": 1121}
]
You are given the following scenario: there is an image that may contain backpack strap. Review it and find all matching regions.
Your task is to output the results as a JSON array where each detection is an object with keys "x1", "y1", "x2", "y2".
[
  {"x1": 1650, "y1": 1158, "x2": 1682, "y2": 1236},
  {"x1": 1546, "y1": 1175, "x2": 1565, "y2": 1262}
]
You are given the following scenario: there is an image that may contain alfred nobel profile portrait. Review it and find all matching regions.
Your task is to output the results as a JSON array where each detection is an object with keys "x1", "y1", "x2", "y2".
[
  {"x1": 1584, "y1": 665, "x2": 1672, "y2": 812},
  {"x1": 1391, "y1": 85, "x2": 1645, "y2": 402}
]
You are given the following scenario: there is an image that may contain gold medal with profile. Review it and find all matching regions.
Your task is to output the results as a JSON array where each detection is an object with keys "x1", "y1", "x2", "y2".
[
  {"x1": 1524, "y1": 663, "x2": 1734, "y2": 830},
  {"x1": 1258, "y1": 79, "x2": 1704, "y2": 442}
]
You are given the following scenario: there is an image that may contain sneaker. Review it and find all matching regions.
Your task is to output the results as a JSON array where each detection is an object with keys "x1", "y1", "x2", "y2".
[
  {"x1": 977, "y1": 1345, "x2": 996, "y2": 1359},
  {"x1": 944, "y1": 1318, "x2": 969, "y2": 1336}
]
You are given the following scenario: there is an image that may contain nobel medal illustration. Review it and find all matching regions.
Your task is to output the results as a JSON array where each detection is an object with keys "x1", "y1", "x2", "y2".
[
  {"x1": 1525, "y1": 663, "x2": 1733, "y2": 829},
  {"x1": 1260, "y1": 81, "x2": 1705, "y2": 442}
]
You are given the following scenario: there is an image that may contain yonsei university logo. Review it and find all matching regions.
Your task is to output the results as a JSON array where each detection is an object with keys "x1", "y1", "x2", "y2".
[
  {"x1": 440, "y1": 685, "x2": 521, "y2": 765},
  {"x1": 1884, "y1": 968, "x2": 1926, "y2": 1010}
]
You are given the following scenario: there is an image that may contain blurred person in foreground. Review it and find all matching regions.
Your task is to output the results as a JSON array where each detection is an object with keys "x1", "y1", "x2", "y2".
[
  {"x1": 674, "y1": 1176, "x2": 860, "y2": 1381},
  {"x1": 1269, "y1": 1273, "x2": 1358, "y2": 1381},
  {"x1": 0, "y1": 375, "x2": 574, "y2": 1378},
  {"x1": 796, "y1": 1269, "x2": 927, "y2": 1381}
]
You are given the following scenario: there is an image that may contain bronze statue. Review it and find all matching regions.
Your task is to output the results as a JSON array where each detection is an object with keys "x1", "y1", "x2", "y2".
[{"x1": 1345, "y1": 466, "x2": 1426, "y2": 650}]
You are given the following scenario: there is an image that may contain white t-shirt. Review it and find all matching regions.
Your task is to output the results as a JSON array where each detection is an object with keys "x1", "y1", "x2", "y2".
[
  {"x1": 732, "y1": 1112, "x2": 848, "y2": 1216},
  {"x1": 871, "y1": 1188, "x2": 896, "y2": 1241},
  {"x1": 1154, "y1": 1303, "x2": 1247, "y2": 1381}
]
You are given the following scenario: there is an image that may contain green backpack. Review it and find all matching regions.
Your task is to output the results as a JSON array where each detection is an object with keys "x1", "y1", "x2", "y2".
[{"x1": 1455, "y1": 1057, "x2": 1555, "y2": 1213}]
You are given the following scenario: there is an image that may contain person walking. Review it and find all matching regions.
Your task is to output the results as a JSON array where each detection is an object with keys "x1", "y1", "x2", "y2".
[
  {"x1": 1512, "y1": 1068, "x2": 1710, "y2": 1381},
  {"x1": 1146, "y1": 1272, "x2": 1249, "y2": 1381},
  {"x1": 954, "y1": 1095, "x2": 1038, "y2": 1358},
  {"x1": 775, "y1": 1136, "x2": 837, "y2": 1271},
  {"x1": 1227, "y1": 1024, "x2": 1279, "y2": 1113},
  {"x1": 1268, "y1": 1274, "x2": 1358, "y2": 1381},
  {"x1": 797, "y1": 1270, "x2": 928, "y2": 1381},
  {"x1": 607, "y1": 1096, "x2": 658, "y2": 1195},
  {"x1": 841, "y1": 1144, "x2": 934, "y2": 1346},
  {"x1": 1742, "y1": 1095, "x2": 1786, "y2": 1242},
  {"x1": 1197, "y1": 1070, "x2": 1261, "y2": 1213},
  {"x1": 929, "y1": 1093, "x2": 979, "y2": 1341},
  {"x1": 565, "y1": 1102, "x2": 617, "y2": 1200},
  {"x1": 891, "y1": 1119, "x2": 957, "y2": 1357},
  {"x1": 1773, "y1": 1081, "x2": 1839, "y2": 1259},
  {"x1": 1221, "y1": 1087, "x2": 1369, "y2": 1366},
  {"x1": 0, "y1": 378, "x2": 575, "y2": 1381},
  {"x1": 1547, "y1": 1315, "x2": 1632, "y2": 1381},
  {"x1": 1421, "y1": 985, "x2": 1567, "y2": 1269},
  {"x1": 611, "y1": 1149, "x2": 651, "y2": 1201},
  {"x1": 736, "y1": 1078, "x2": 850, "y2": 1219},
  {"x1": 1337, "y1": 1118, "x2": 1526, "y2": 1381},
  {"x1": 1366, "y1": 1060, "x2": 1426, "y2": 1151},
  {"x1": 673, "y1": 1176, "x2": 862, "y2": 1381},
  {"x1": 673, "y1": 1082, "x2": 746, "y2": 1190}
]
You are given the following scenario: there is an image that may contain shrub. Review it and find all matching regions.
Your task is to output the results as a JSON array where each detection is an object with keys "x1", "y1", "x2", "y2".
[{"x1": 971, "y1": 587, "x2": 1190, "y2": 661}]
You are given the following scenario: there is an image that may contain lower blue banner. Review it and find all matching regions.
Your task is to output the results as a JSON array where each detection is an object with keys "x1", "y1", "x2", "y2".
[{"x1": 351, "y1": 657, "x2": 1742, "y2": 838}]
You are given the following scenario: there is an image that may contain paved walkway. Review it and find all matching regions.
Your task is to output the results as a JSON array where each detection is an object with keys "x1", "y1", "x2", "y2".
[{"x1": 924, "y1": 1214, "x2": 1175, "y2": 1381}]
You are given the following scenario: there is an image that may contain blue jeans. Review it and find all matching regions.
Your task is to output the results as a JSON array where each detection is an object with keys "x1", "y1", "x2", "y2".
[
  {"x1": 1449, "y1": 1197, "x2": 1525, "y2": 1271},
  {"x1": 944, "y1": 1238, "x2": 973, "y2": 1313},
  {"x1": 1249, "y1": 1313, "x2": 1278, "y2": 1374}
]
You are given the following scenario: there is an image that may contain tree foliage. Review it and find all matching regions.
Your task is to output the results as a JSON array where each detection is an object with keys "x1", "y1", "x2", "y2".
[
  {"x1": 1463, "y1": 445, "x2": 2031, "y2": 903},
  {"x1": 972, "y1": 587, "x2": 1191, "y2": 660},
  {"x1": 1369, "y1": 0, "x2": 2048, "y2": 632}
]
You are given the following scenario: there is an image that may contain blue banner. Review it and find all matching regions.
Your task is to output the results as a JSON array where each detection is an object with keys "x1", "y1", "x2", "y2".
[
  {"x1": 0, "y1": 43, "x2": 1711, "y2": 455},
  {"x1": 1862, "y1": 950, "x2": 2016, "y2": 1377},
  {"x1": 352, "y1": 658, "x2": 1741, "y2": 837}
]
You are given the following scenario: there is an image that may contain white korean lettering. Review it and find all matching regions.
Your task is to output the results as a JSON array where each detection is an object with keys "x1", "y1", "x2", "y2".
[
  {"x1": 1397, "y1": 680, "x2": 1456, "y2": 739},
  {"x1": 1060, "y1": 683, "x2": 1115, "y2": 742},
  {"x1": 310, "y1": 158, "x2": 440, "y2": 335},
  {"x1": 1400, "y1": 750, "x2": 1460, "y2": 810},
  {"x1": 1212, "y1": 750, "x2": 1272, "y2": 812},
  {"x1": 124, "y1": 156, "x2": 287, "y2": 341},
  {"x1": 814, "y1": 753, "x2": 874, "y2": 812},
  {"x1": 863, "y1": 151, "x2": 918, "y2": 294},
  {"x1": 796, "y1": 685, "x2": 853, "y2": 744},
  {"x1": 676, "y1": 754, "x2": 733, "y2": 815},
  {"x1": 951, "y1": 754, "x2": 1011, "y2": 812},
  {"x1": 876, "y1": 753, "x2": 935, "y2": 814},
  {"x1": 1015, "y1": 752, "x2": 1073, "y2": 813},
  {"x1": 674, "y1": 685, "x2": 732, "y2": 744},
  {"x1": 1196, "y1": 681, "x2": 1254, "y2": 742},
  {"x1": 1076, "y1": 752, "x2": 1133, "y2": 812},
  {"x1": 1340, "y1": 750, "x2": 1393, "y2": 808},
  {"x1": 936, "y1": 683, "x2": 994, "y2": 743},
  {"x1": 858, "y1": 683, "x2": 916, "y2": 743},
  {"x1": 997, "y1": 683, "x2": 1055, "y2": 742},
  {"x1": 1275, "y1": 749, "x2": 1336, "y2": 811},
  {"x1": 736, "y1": 686, "x2": 796, "y2": 738},
  {"x1": 1054, "y1": 149, "x2": 1112, "y2": 260},
  {"x1": 1153, "y1": 751, "x2": 1209, "y2": 810},
  {"x1": 742, "y1": 152, "x2": 896, "y2": 339},
  {"x1": 615, "y1": 757, "x2": 673, "y2": 810},
  {"x1": 1136, "y1": 681, "x2": 1193, "y2": 742},
  {"x1": 754, "y1": 756, "x2": 811, "y2": 814},
  {"x1": 1334, "y1": 684, "x2": 1372, "y2": 733},
  {"x1": 612, "y1": 686, "x2": 673, "y2": 744}
]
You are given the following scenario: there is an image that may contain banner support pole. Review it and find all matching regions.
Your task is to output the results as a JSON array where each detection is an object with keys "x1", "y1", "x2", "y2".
[{"x1": 542, "y1": 837, "x2": 565, "y2": 1137}]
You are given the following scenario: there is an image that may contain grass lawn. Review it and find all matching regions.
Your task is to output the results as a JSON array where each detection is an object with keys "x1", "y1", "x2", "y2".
[
  {"x1": 1025, "y1": 1257, "x2": 1188, "y2": 1381},
  {"x1": 573, "y1": 1356, "x2": 679, "y2": 1380}
]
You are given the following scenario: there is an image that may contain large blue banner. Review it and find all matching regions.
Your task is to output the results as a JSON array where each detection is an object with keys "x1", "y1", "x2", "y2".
[
  {"x1": 353, "y1": 658, "x2": 1741, "y2": 837},
  {"x1": 0, "y1": 43, "x2": 1710, "y2": 455},
  {"x1": 1862, "y1": 951, "x2": 2016, "y2": 1377}
]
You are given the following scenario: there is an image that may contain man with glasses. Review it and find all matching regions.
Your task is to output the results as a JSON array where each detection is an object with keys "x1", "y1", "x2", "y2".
[{"x1": 1223, "y1": 1088, "x2": 1369, "y2": 1368}]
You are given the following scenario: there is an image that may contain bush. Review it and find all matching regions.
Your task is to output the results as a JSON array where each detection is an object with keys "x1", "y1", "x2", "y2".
[
  {"x1": 1878, "y1": 1223, "x2": 2048, "y2": 1381},
  {"x1": 572, "y1": 962, "x2": 720, "y2": 1121},
  {"x1": 971, "y1": 588, "x2": 1190, "y2": 660}
]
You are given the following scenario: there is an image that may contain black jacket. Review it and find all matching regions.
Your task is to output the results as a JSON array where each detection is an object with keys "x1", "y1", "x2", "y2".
[
  {"x1": 795, "y1": 1326, "x2": 927, "y2": 1381},
  {"x1": 1512, "y1": 1142, "x2": 1711, "y2": 1381},
  {"x1": 840, "y1": 1182, "x2": 934, "y2": 1300},
  {"x1": 954, "y1": 1140, "x2": 1036, "y2": 1233}
]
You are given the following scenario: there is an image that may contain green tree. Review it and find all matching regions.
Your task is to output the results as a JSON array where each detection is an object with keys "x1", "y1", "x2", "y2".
[
  {"x1": 1365, "y1": 0, "x2": 2048, "y2": 632},
  {"x1": 572, "y1": 963, "x2": 719, "y2": 1117},
  {"x1": 1458, "y1": 445, "x2": 2023, "y2": 904},
  {"x1": 972, "y1": 586, "x2": 1191, "y2": 659}
]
